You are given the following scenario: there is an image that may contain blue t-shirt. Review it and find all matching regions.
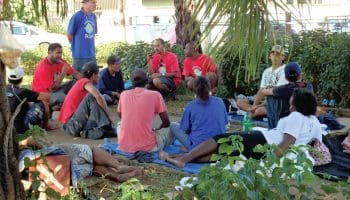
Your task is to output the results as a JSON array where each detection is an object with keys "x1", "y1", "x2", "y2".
[
  {"x1": 180, "y1": 96, "x2": 228, "y2": 150},
  {"x1": 96, "y1": 68, "x2": 125, "y2": 96},
  {"x1": 67, "y1": 10, "x2": 97, "y2": 59}
]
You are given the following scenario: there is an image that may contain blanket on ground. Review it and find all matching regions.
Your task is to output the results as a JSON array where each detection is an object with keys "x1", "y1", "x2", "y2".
[
  {"x1": 314, "y1": 134, "x2": 350, "y2": 181},
  {"x1": 102, "y1": 138, "x2": 206, "y2": 174}
]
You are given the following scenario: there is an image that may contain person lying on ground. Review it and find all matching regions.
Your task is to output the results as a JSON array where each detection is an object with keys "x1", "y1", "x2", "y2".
[
  {"x1": 32, "y1": 43, "x2": 81, "y2": 108},
  {"x1": 237, "y1": 45, "x2": 288, "y2": 117},
  {"x1": 19, "y1": 136, "x2": 143, "y2": 183},
  {"x1": 6, "y1": 67, "x2": 58, "y2": 133},
  {"x1": 182, "y1": 41, "x2": 220, "y2": 93},
  {"x1": 58, "y1": 62, "x2": 116, "y2": 139},
  {"x1": 169, "y1": 76, "x2": 227, "y2": 153},
  {"x1": 160, "y1": 88, "x2": 323, "y2": 167},
  {"x1": 250, "y1": 62, "x2": 313, "y2": 119},
  {"x1": 117, "y1": 68, "x2": 173, "y2": 153},
  {"x1": 96, "y1": 54, "x2": 125, "y2": 105}
]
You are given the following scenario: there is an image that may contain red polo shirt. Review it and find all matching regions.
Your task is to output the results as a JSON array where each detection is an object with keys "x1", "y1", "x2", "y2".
[
  {"x1": 182, "y1": 54, "x2": 217, "y2": 77},
  {"x1": 150, "y1": 51, "x2": 181, "y2": 87},
  {"x1": 58, "y1": 78, "x2": 90, "y2": 124}
]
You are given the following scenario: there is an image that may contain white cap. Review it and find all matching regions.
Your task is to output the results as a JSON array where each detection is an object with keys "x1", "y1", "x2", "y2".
[{"x1": 7, "y1": 66, "x2": 25, "y2": 80}]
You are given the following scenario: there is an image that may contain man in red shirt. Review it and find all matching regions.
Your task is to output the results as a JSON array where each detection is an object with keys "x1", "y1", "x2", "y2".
[
  {"x1": 182, "y1": 41, "x2": 219, "y2": 93},
  {"x1": 32, "y1": 43, "x2": 80, "y2": 107},
  {"x1": 147, "y1": 38, "x2": 181, "y2": 101},
  {"x1": 59, "y1": 62, "x2": 115, "y2": 139}
]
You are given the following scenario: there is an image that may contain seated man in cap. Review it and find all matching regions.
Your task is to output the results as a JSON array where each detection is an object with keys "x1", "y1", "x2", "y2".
[
  {"x1": 58, "y1": 62, "x2": 116, "y2": 139},
  {"x1": 236, "y1": 45, "x2": 289, "y2": 118},
  {"x1": 6, "y1": 67, "x2": 57, "y2": 133},
  {"x1": 96, "y1": 55, "x2": 125, "y2": 105},
  {"x1": 117, "y1": 68, "x2": 173, "y2": 153},
  {"x1": 182, "y1": 41, "x2": 220, "y2": 93},
  {"x1": 250, "y1": 62, "x2": 313, "y2": 126}
]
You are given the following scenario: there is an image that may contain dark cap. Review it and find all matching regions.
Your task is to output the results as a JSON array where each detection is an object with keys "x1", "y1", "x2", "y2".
[
  {"x1": 107, "y1": 55, "x2": 122, "y2": 65},
  {"x1": 82, "y1": 61, "x2": 101, "y2": 77},
  {"x1": 131, "y1": 68, "x2": 148, "y2": 87},
  {"x1": 284, "y1": 62, "x2": 301, "y2": 79}
]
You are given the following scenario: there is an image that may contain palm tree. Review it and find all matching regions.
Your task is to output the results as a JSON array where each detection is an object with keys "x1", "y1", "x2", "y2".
[{"x1": 0, "y1": 1, "x2": 67, "y2": 199}]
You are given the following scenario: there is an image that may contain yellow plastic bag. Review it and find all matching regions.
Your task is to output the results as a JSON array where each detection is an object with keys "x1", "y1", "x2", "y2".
[{"x1": 0, "y1": 22, "x2": 25, "y2": 68}]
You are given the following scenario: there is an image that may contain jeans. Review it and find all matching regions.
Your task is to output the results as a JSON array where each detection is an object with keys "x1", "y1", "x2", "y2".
[
  {"x1": 64, "y1": 94, "x2": 111, "y2": 139},
  {"x1": 73, "y1": 58, "x2": 96, "y2": 73},
  {"x1": 102, "y1": 94, "x2": 116, "y2": 105},
  {"x1": 169, "y1": 122, "x2": 191, "y2": 150},
  {"x1": 50, "y1": 80, "x2": 76, "y2": 106}
]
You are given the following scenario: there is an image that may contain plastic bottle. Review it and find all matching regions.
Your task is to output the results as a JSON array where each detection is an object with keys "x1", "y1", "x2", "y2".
[{"x1": 243, "y1": 112, "x2": 252, "y2": 132}]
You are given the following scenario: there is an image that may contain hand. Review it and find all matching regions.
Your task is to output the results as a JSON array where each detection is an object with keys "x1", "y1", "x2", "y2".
[
  {"x1": 249, "y1": 105, "x2": 258, "y2": 112},
  {"x1": 150, "y1": 73, "x2": 161, "y2": 79},
  {"x1": 147, "y1": 53, "x2": 153, "y2": 61}
]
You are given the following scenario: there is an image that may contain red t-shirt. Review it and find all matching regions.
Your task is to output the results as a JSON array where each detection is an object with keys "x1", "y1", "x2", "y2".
[
  {"x1": 117, "y1": 87, "x2": 167, "y2": 153},
  {"x1": 150, "y1": 51, "x2": 181, "y2": 87},
  {"x1": 182, "y1": 54, "x2": 217, "y2": 77},
  {"x1": 32, "y1": 58, "x2": 75, "y2": 92},
  {"x1": 58, "y1": 78, "x2": 90, "y2": 124}
]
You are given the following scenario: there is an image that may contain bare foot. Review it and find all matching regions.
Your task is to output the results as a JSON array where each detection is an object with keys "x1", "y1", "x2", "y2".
[
  {"x1": 159, "y1": 150, "x2": 169, "y2": 160},
  {"x1": 45, "y1": 121, "x2": 60, "y2": 131},
  {"x1": 117, "y1": 168, "x2": 144, "y2": 182},
  {"x1": 166, "y1": 156, "x2": 186, "y2": 168}
]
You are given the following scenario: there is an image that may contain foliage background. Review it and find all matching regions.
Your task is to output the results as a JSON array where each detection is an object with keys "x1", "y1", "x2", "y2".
[{"x1": 21, "y1": 30, "x2": 350, "y2": 107}]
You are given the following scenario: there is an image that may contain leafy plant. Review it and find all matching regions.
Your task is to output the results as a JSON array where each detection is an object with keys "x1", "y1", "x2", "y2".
[{"x1": 177, "y1": 135, "x2": 350, "y2": 199}]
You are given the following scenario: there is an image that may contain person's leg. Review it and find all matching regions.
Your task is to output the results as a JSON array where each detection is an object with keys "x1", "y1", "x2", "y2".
[
  {"x1": 102, "y1": 94, "x2": 114, "y2": 105},
  {"x1": 50, "y1": 91, "x2": 65, "y2": 107},
  {"x1": 152, "y1": 77, "x2": 171, "y2": 92},
  {"x1": 92, "y1": 147, "x2": 120, "y2": 169},
  {"x1": 169, "y1": 122, "x2": 191, "y2": 151},
  {"x1": 185, "y1": 77, "x2": 195, "y2": 91},
  {"x1": 64, "y1": 94, "x2": 110, "y2": 138},
  {"x1": 236, "y1": 94, "x2": 253, "y2": 112},
  {"x1": 93, "y1": 165, "x2": 143, "y2": 182},
  {"x1": 165, "y1": 138, "x2": 219, "y2": 167},
  {"x1": 206, "y1": 72, "x2": 218, "y2": 92},
  {"x1": 251, "y1": 106, "x2": 267, "y2": 118},
  {"x1": 155, "y1": 128, "x2": 174, "y2": 151}
]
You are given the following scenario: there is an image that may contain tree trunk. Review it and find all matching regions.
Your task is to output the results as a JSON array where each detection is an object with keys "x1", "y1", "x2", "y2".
[
  {"x1": 116, "y1": 0, "x2": 126, "y2": 41},
  {"x1": 174, "y1": 0, "x2": 201, "y2": 49},
  {"x1": 0, "y1": 60, "x2": 25, "y2": 199}
]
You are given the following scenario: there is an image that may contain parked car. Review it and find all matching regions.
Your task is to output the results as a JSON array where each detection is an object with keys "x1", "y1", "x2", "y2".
[{"x1": 1, "y1": 21, "x2": 69, "y2": 50}]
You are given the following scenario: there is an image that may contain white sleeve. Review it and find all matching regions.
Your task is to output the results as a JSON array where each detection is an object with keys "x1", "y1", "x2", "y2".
[
  {"x1": 312, "y1": 118, "x2": 323, "y2": 142},
  {"x1": 260, "y1": 69, "x2": 268, "y2": 88},
  {"x1": 277, "y1": 72, "x2": 289, "y2": 86},
  {"x1": 281, "y1": 112, "x2": 303, "y2": 140}
]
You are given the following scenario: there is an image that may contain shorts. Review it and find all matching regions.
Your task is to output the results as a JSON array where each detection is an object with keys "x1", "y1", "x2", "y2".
[
  {"x1": 52, "y1": 143, "x2": 93, "y2": 186},
  {"x1": 158, "y1": 76, "x2": 176, "y2": 91},
  {"x1": 155, "y1": 129, "x2": 174, "y2": 151}
]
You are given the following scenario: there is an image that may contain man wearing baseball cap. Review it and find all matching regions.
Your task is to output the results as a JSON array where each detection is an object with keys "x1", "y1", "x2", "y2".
[
  {"x1": 237, "y1": 44, "x2": 289, "y2": 118},
  {"x1": 96, "y1": 55, "x2": 125, "y2": 105},
  {"x1": 6, "y1": 67, "x2": 56, "y2": 133},
  {"x1": 250, "y1": 62, "x2": 314, "y2": 128},
  {"x1": 59, "y1": 61, "x2": 116, "y2": 139}
]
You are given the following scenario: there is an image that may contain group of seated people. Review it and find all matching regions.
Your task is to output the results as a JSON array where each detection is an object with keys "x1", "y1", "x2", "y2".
[{"x1": 6, "y1": 41, "x2": 350, "y2": 187}]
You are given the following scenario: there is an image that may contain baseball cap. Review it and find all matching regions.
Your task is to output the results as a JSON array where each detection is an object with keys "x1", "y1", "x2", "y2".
[
  {"x1": 82, "y1": 61, "x2": 101, "y2": 75},
  {"x1": 284, "y1": 62, "x2": 301, "y2": 79},
  {"x1": 271, "y1": 45, "x2": 285, "y2": 55},
  {"x1": 107, "y1": 55, "x2": 122, "y2": 65},
  {"x1": 7, "y1": 66, "x2": 25, "y2": 80}
]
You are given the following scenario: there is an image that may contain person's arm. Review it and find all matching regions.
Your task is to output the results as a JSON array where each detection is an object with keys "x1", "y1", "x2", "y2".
[
  {"x1": 154, "y1": 111, "x2": 170, "y2": 130},
  {"x1": 147, "y1": 53, "x2": 155, "y2": 75},
  {"x1": 251, "y1": 87, "x2": 273, "y2": 110},
  {"x1": 37, "y1": 92, "x2": 50, "y2": 103},
  {"x1": 274, "y1": 133, "x2": 296, "y2": 157},
  {"x1": 84, "y1": 82, "x2": 113, "y2": 122},
  {"x1": 67, "y1": 34, "x2": 73, "y2": 42},
  {"x1": 97, "y1": 74, "x2": 113, "y2": 96}
]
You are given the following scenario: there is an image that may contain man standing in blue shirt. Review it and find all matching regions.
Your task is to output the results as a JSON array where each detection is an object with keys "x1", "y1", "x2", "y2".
[
  {"x1": 97, "y1": 55, "x2": 125, "y2": 105},
  {"x1": 67, "y1": 0, "x2": 97, "y2": 73}
]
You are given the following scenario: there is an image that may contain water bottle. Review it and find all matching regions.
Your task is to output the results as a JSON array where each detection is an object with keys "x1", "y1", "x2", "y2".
[
  {"x1": 159, "y1": 59, "x2": 166, "y2": 75},
  {"x1": 243, "y1": 112, "x2": 252, "y2": 132}
]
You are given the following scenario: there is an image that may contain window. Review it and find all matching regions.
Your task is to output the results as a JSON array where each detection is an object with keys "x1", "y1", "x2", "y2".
[
  {"x1": 11, "y1": 26, "x2": 28, "y2": 35},
  {"x1": 153, "y1": 16, "x2": 159, "y2": 24}
]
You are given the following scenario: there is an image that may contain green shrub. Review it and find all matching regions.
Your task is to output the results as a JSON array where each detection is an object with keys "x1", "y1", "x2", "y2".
[{"x1": 290, "y1": 31, "x2": 350, "y2": 107}]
